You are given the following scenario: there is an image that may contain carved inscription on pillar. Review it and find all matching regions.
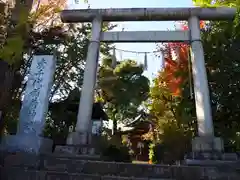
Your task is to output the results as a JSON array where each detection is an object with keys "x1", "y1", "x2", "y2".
[{"x1": 18, "y1": 55, "x2": 56, "y2": 136}]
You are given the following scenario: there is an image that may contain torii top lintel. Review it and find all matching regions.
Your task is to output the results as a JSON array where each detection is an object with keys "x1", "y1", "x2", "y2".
[{"x1": 61, "y1": 7, "x2": 236, "y2": 23}]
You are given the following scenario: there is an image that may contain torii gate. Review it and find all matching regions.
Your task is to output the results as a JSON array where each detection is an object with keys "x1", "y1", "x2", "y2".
[{"x1": 61, "y1": 7, "x2": 236, "y2": 154}]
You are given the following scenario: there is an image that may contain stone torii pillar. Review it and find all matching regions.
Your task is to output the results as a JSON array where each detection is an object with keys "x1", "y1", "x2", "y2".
[
  {"x1": 188, "y1": 16, "x2": 222, "y2": 158},
  {"x1": 61, "y1": 7, "x2": 236, "y2": 156},
  {"x1": 66, "y1": 17, "x2": 102, "y2": 145},
  {"x1": 188, "y1": 16, "x2": 214, "y2": 137}
]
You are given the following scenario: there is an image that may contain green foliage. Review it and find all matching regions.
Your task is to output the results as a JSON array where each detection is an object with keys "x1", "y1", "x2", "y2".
[
  {"x1": 159, "y1": 120, "x2": 191, "y2": 163},
  {"x1": 100, "y1": 134, "x2": 132, "y2": 162},
  {"x1": 192, "y1": 0, "x2": 215, "y2": 7},
  {"x1": 43, "y1": 88, "x2": 80, "y2": 140},
  {"x1": 148, "y1": 143, "x2": 157, "y2": 164},
  {"x1": 199, "y1": 12, "x2": 240, "y2": 150},
  {"x1": 145, "y1": 71, "x2": 194, "y2": 163},
  {"x1": 101, "y1": 144, "x2": 132, "y2": 162},
  {"x1": 98, "y1": 58, "x2": 150, "y2": 134},
  {"x1": 99, "y1": 59, "x2": 149, "y2": 106},
  {"x1": 149, "y1": 72, "x2": 194, "y2": 127},
  {"x1": 44, "y1": 107, "x2": 76, "y2": 140},
  {"x1": 0, "y1": 5, "x2": 30, "y2": 65},
  {"x1": 147, "y1": 119, "x2": 192, "y2": 164},
  {"x1": 192, "y1": 0, "x2": 240, "y2": 7}
]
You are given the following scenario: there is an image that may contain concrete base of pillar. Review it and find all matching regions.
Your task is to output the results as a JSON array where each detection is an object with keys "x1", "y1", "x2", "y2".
[
  {"x1": 66, "y1": 131, "x2": 91, "y2": 145},
  {"x1": 0, "y1": 134, "x2": 53, "y2": 154},
  {"x1": 189, "y1": 136, "x2": 224, "y2": 160},
  {"x1": 54, "y1": 144, "x2": 99, "y2": 157},
  {"x1": 54, "y1": 131, "x2": 102, "y2": 159},
  {"x1": 185, "y1": 137, "x2": 238, "y2": 165},
  {"x1": 192, "y1": 136, "x2": 224, "y2": 153}
]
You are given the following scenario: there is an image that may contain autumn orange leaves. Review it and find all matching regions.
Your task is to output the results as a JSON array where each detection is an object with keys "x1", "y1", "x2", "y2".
[{"x1": 160, "y1": 21, "x2": 205, "y2": 96}]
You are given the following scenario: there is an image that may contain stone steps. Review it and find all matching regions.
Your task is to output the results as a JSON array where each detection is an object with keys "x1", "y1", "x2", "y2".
[
  {"x1": 1, "y1": 153, "x2": 240, "y2": 180},
  {"x1": 1, "y1": 153, "x2": 205, "y2": 179},
  {"x1": 1, "y1": 167, "x2": 175, "y2": 180},
  {"x1": 43, "y1": 158, "x2": 172, "y2": 179},
  {"x1": 45, "y1": 152, "x2": 101, "y2": 160},
  {"x1": 41, "y1": 155, "x2": 212, "y2": 180}
]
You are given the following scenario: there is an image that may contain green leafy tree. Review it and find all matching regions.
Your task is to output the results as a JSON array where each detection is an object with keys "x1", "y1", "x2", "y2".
[
  {"x1": 98, "y1": 57, "x2": 150, "y2": 135},
  {"x1": 192, "y1": 0, "x2": 240, "y2": 7},
  {"x1": 144, "y1": 71, "x2": 193, "y2": 164}
]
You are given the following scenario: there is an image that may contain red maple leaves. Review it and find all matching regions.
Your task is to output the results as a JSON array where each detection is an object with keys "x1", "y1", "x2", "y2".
[
  {"x1": 160, "y1": 21, "x2": 205, "y2": 96},
  {"x1": 162, "y1": 43, "x2": 189, "y2": 96}
]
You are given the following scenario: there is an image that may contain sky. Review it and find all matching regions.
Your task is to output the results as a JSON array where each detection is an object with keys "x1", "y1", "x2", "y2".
[{"x1": 67, "y1": 0, "x2": 194, "y2": 80}]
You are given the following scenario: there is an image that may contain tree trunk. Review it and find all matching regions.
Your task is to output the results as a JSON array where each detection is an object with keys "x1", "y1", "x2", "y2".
[{"x1": 0, "y1": 61, "x2": 15, "y2": 135}]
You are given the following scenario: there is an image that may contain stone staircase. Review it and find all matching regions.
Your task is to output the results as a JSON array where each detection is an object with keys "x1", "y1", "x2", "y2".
[{"x1": 1, "y1": 152, "x2": 240, "y2": 180}]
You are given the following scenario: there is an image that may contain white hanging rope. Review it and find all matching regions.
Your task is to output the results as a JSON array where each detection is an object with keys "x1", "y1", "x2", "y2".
[
  {"x1": 111, "y1": 47, "x2": 158, "y2": 54},
  {"x1": 106, "y1": 46, "x2": 162, "y2": 72}
]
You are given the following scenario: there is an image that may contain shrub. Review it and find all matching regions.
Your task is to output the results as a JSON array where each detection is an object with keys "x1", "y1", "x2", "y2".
[
  {"x1": 102, "y1": 144, "x2": 131, "y2": 162},
  {"x1": 100, "y1": 134, "x2": 131, "y2": 162}
]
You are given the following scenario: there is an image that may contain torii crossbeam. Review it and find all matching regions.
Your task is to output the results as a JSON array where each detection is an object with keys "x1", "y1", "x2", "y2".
[{"x1": 61, "y1": 7, "x2": 235, "y2": 22}]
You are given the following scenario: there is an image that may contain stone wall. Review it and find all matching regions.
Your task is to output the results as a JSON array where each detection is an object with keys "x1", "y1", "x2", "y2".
[{"x1": 1, "y1": 152, "x2": 240, "y2": 180}]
